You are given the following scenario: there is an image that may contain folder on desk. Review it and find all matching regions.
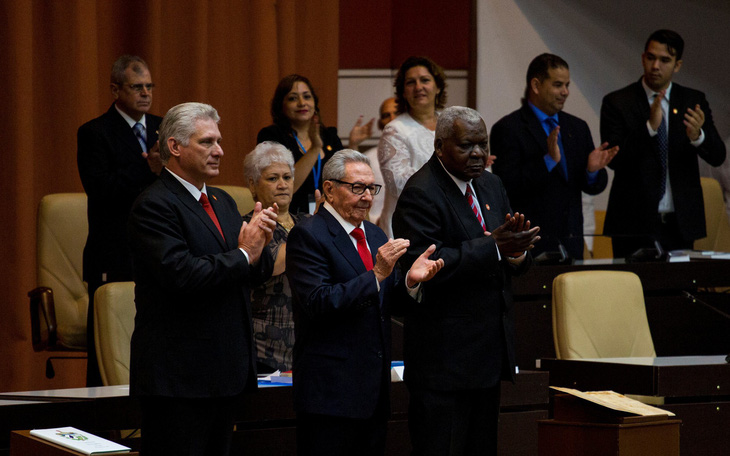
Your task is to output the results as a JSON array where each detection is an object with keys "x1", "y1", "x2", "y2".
[{"x1": 29, "y1": 427, "x2": 130, "y2": 455}]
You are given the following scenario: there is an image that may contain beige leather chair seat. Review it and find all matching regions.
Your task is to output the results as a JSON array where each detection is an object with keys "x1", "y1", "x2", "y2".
[
  {"x1": 29, "y1": 193, "x2": 89, "y2": 353},
  {"x1": 94, "y1": 281, "x2": 136, "y2": 385},
  {"x1": 217, "y1": 185, "x2": 255, "y2": 216}
]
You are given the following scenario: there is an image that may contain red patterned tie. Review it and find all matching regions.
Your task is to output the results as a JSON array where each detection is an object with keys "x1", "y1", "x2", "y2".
[
  {"x1": 350, "y1": 227, "x2": 373, "y2": 271},
  {"x1": 466, "y1": 184, "x2": 486, "y2": 231},
  {"x1": 199, "y1": 193, "x2": 225, "y2": 241}
]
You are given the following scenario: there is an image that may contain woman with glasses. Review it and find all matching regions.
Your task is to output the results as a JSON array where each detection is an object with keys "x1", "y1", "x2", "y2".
[
  {"x1": 257, "y1": 74, "x2": 373, "y2": 216},
  {"x1": 243, "y1": 141, "x2": 301, "y2": 373}
]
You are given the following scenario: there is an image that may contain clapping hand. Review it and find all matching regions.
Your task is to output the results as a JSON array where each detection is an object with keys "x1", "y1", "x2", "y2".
[{"x1": 348, "y1": 115, "x2": 375, "y2": 149}]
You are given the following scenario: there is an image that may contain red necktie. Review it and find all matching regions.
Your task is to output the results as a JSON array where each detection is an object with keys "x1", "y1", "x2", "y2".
[
  {"x1": 199, "y1": 193, "x2": 225, "y2": 241},
  {"x1": 350, "y1": 227, "x2": 373, "y2": 271},
  {"x1": 466, "y1": 184, "x2": 486, "y2": 231}
]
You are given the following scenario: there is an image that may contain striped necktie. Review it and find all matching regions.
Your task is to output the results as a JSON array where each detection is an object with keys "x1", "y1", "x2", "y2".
[{"x1": 466, "y1": 184, "x2": 486, "y2": 231}]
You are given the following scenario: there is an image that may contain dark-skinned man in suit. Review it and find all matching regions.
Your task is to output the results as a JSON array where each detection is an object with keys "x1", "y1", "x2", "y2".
[
  {"x1": 128, "y1": 102, "x2": 278, "y2": 456},
  {"x1": 77, "y1": 55, "x2": 163, "y2": 385},
  {"x1": 393, "y1": 106, "x2": 540, "y2": 456},
  {"x1": 286, "y1": 149, "x2": 443, "y2": 456}
]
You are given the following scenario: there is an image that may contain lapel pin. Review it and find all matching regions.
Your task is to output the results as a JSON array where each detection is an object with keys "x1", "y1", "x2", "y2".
[
  {"x1": 326, "y1": 145, "x2": 332, "y2": 151},
  {"x1": 485, "y1": 204, "x2": 490, "y2": 211},
  {"x1": 672, "y1": 108, "x2": 678, "y2": 115},
  {"x1": 212, "y1": 195, "x2": 218, "y2": 201}
]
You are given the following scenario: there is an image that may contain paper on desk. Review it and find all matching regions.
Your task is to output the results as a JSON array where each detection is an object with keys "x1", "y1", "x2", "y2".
[
  {"x1": 551, "y1": 387, "x2": 675, "y2": 417},
  {"x1": 30, "y1": 427, "x2": 130, "y2": 454}
]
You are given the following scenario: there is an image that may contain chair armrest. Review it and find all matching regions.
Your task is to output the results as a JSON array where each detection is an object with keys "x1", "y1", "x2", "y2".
[{"x1": 28, "y1": 287, "x2": 57, "y2": 351}]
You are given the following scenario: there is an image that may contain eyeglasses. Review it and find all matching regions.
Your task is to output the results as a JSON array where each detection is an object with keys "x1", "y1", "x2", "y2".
[
  {"x1": 332, "y1": 179, "x2": 382, "y2": 195},
  {"x1": 123, "y1": 83, "x2": 155, "y2": 93}
]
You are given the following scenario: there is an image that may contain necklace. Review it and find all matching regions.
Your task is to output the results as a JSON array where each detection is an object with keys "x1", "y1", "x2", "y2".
[{"x1": 279, "y1": 215, "x2": 295, "y2": 232}]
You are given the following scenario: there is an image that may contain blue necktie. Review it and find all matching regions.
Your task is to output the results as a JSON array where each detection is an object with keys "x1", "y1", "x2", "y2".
[
  {"x1": 133, "y1": 122, "x2": 148, "y2": 153},
  {"x1": 545, "y1": 117, "x2": 568, "y2": 180},
  {"x1": 655, "y1": 98, "x2": 669, "y2": 197}
]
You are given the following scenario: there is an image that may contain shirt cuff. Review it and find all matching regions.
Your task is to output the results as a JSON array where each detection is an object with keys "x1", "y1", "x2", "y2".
[
  {"x1": 239, "y1": 248, "x2": 250, "y2": 264},
  {"x1": 690, "y1": 129, "x2": 705, "y2": 147},
  {"x1": 586, "y1": 169, "x2": 600, "y2": 184},
  {"x1": 646, "y1": 120, "x2": 658, "y2": 137},
  {"x1": 406, "y1": 272, "x2": 422, "y2": 302}
]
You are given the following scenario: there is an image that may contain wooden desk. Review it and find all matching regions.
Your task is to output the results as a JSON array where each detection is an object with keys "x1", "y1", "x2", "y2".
[
  {"x1": 540, "y1": 355, "x2": 730, "y2": 456},
  {"x1": 10, "y1": 430, "x2": 137, "y2": 456},
  {"x1": 0, "y1": 372, "x2": 549, "y2": 456},
  {"x1": 512, "y1": 260, "x2": 730, "y2": 369}
]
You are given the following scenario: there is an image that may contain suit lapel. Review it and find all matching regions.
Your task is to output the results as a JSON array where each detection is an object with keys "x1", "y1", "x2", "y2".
[
  {"x1": 106, "y1": 105, "x2": 147, "y2": 157},
  {"x1": 429, "y1": 156, "x2": 486, "y2": 238},
  {"x1": 321, "y1": 207, "x2": 368, "y2": 274},
  {"x1": 521, "y1": 105, "x2": 549, "y2": 156},
  {"x1": 668, "y1": 84, "x2": 686, "y2": 154},
  {"x1": 208, "y1": 188, "x2": 237, "y2": 249},
  {"x1": 160, "y1": 170, "x2": 228, "y2": 249}
]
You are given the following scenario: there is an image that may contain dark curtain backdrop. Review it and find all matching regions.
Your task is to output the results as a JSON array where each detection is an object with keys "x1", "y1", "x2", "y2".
[{"x1": 0, "y1": 0, "x2": 339, "y2": 392}]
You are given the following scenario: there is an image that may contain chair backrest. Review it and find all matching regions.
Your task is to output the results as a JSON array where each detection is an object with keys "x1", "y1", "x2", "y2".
[
  {"x1": 216, "y1": 185, "x2": 255, "y2": 216},
  {"x1": 694, "y1": 177, "x2": 730, "y2": 252},
  {"x1": 94, "y1": 281, "x2": 136, "y2": 385},
  {"x1": 552, "y1": 271, "x2": 655, "y2": 359},
  {"x1": 35, "y1": 193, "x2": 89, "y2": 350}
]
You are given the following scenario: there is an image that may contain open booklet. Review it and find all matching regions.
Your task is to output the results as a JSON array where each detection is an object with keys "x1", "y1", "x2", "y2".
[
  {"x1": 29, "y1": 427, "x2": 130, "y2": 455},
  {"x1": 551, "y1": 386, "x2": 675, "y2": 417}
]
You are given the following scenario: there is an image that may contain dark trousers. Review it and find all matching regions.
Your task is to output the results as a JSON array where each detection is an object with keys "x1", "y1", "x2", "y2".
[
  {"x1": 407, "y1": 384, "x2": 501, "y2": 456},
  {"x1": 296, "y1": 411, "x2": 388, "y2": 456},
  {"x1": 139, "y1": 395, "x2": 236, "y2": 456},
  {"x1": 611, "y1": 212, "x2": 693, "y2": 259},
  {"x1": 86, "y1": 280, "x2": 103, "y2": 387}
]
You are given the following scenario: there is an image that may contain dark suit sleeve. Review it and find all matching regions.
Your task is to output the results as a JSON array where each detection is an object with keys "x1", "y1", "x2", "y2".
[
  {"x1": 572, "y1": 122, "x2": 608, "y2": 196},
  {"x1": 692, "y1": 94, "x2": 726, "y2": 167},
  {"x1": 395, "y1": 185, "x2": 502, "y2": 289},
  {"x1": 128, "y1": 190, "x2": 256, "y2": 293},
  {"x1": 286, "y1": 223, "x2": 381, "y2": 317},
  {"x1": 77, "y1": 117, "x2": 157, "y2": 201},
  {"x1": 600, "y1": 92, "x2": 653, "y2": 172},
  {"x1": 490, "y1": 118, "x2": 553, "y2": 208}
]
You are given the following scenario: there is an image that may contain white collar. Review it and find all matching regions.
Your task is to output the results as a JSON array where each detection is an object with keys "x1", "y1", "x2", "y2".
[{"x1": 115, "y1": 103, "x2": 147, "y2": 129}]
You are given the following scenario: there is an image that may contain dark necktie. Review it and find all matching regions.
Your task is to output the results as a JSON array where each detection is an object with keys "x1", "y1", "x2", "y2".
[
  {"x1": 466, "y1": 184, "x2": 486, "y2": 231},
  {"x1": 350, "y1": 227, "x2": 373, "y2": 271},
  {"x1": 133, "y1": 122, "x2": 148, "y2": 153},
  {"x1": 199, "y1": 193, "x2": 225, "y2": 241},
  {"x1": 545, "y1": 117, "x2": 568, "y2": 179},
  {"x1": 655, "y1": 96, "x2": 669, "y2": 196}
]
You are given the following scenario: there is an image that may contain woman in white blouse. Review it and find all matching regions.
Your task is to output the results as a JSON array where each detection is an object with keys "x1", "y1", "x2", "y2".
[{"x1": 378, "y1": 56, "x2": 447, "y2": 238}]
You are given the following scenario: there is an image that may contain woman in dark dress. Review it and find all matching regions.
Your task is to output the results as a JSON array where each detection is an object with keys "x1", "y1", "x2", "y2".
[
  {"x1": 257, "y1": 74, "x2": 372, "y2": 215},
  {"x1": 243, "y1": 141, "x2": 300, "y2": 372}
]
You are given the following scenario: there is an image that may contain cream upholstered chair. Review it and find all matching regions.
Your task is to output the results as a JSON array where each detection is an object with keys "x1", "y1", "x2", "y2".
[
  {"x1": 694, "y1": 177, "x2": 730, "y2": 252},
  {"x1": 94, "y1": 281, "x2": 136, "y2": 385},
  {"x1": 552, "y1": 270, "x2": 655, "y2": 359},
  {"x1": 29, "y1": 194, "x2": 89, "y2": 358},
  {"x1": 217, "y1": 185, "x2": 255, "y2": 216}
]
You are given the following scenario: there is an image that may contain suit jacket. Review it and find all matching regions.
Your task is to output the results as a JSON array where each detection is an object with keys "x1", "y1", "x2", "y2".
[
  {"x1": 601, "y1": 80, "x2": 726, "y2": 241},
  {"x1": 257, "y1": 124, "x2": 343, "y2": 215},
  {"x1": 491, "y1": 104, "x2": 608, "y2": 259},
  {"x1": 286, "y1": 206, "x2": 404, "y2": 419},
  {"x1": 127, "y1": 169, "x2": 272, "y2": 398},
  {"x1": 78, "y1": 104, "x2": 162, "y2": 285},
  {"x1": 392, "y1": 155, "x2": 531, "y2": 391}
]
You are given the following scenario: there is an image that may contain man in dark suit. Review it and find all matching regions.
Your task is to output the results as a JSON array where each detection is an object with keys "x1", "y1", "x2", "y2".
[
  {"x1": 77, "y1": 55, "x2": 163, "y2": 385},
  {"x1": 491, "y1": 53, "x2": 617, "y2": 260},
  {"x1": 392, "y1": 106, "x2": 541, "y2": 456},
  {"x1": 286, "y1": 149, "x2": 443, "y2": 456},
  {"x1": 127, "y1": 102, "x2": 277, "y2": 456},
  {"x1": 601, "y1": 29, "x2": 726, "y2": 258}
]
